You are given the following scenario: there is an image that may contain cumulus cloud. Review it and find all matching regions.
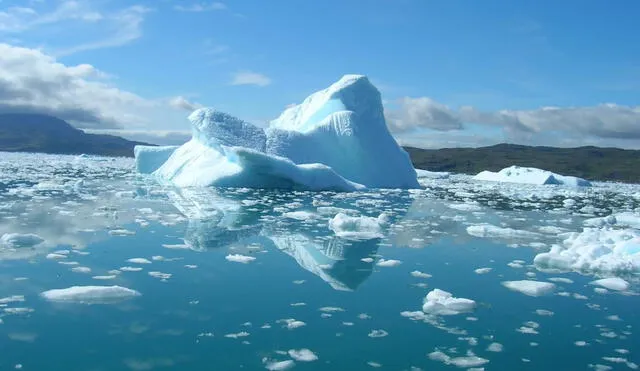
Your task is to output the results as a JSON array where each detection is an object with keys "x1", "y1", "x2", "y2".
[
  {"x1": 386, "y1": 97, "x2": 462, "y2": 132},
  {"x1": 169, "y1": 96, "x2": 203, "y2": 111},
  {"x1": 386, "y1": 95, "x2": 640, "y2": 149},
  {"x1": 0, "y1": 43, "x2": 191, "y2": 130},
  {"x1": 230, "y1": 71, "x2": 272, "y2": 87}
]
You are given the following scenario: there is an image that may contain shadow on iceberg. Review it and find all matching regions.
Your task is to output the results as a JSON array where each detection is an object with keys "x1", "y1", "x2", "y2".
[{"x1": 135, "y1": 75, "x2": 419, "y2": 191}]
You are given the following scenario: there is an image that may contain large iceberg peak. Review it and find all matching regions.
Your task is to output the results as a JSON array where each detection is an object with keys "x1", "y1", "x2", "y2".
[
  {"x1": 189, "y1": 107, "x2": 266, "y2": 152},
  {"x1": 266, "y1": 75, "x2": 418, "y2": 188},
  {"x1": 270, "y1": 74, "x2": 383, "y2": 134}
]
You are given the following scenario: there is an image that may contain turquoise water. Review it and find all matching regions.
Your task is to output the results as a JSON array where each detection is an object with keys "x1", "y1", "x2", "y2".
[{"x1": 0, "y1": 154, "x2": 638, "y2": 370}]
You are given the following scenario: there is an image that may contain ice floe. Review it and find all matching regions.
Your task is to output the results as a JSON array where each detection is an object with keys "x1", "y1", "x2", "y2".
[
  {"x1": 422, "y1": 289, "x2": 476, "y2": 315},
  {"x1": 502, "y1": 280, "x2": 556, "y2": 296},
  {"x1": 328, "y1": 213, "x2": 387, "y2": 240},
  {"x1": 225, "y1": 254, "x2": 256, "y2": 264},
  {"x1": 40, "y1": 285, "x2": 141, "y2": 304},
  {"x1": 474, "y1": 166, "x2": 591, "y2": 187},
  {"x1": 288, "y1": 349, "x2": 318, "y2": 362},
  {"x1": 590, "y1": 277, "x2": 630, "y2": 291}
]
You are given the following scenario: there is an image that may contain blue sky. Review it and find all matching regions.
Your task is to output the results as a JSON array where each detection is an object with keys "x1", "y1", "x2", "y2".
[{"x1": 0, "y1": 0, "x2": 638, "y2": 148}]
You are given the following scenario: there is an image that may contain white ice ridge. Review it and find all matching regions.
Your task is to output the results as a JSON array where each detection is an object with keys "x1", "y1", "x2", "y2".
[
  {"x1": 474, "y1": 166, "x2": 592, "y2": 187},
  {"x1": 422, "y1": 288, "x2": 476, "y2": 315},
  {"x1": 137, "y1": 75, "x2": 419, "y2": 191},
  {"x1": 40, "y1": 285, "x2": 141, "y2": 304}
]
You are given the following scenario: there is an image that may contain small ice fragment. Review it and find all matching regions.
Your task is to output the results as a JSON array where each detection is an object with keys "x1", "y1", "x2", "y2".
[
  {"x1": 224, "y1": 331, "x2": 250, "y2": 339},
  {"x1": 361, "y1": 258, "x2": 374, "y2": 263},
  {"x1": 376, "y1": 259, "x2": 402, "y2": 267},
  {"x1": 535, "y1": 309, "x2": 554, "y2": 316},
  {"x1": 225, "y1": 254, "x2": 256, "y2": 264},
  {"x1": 590, "y1": 278, "x2": 630, "y2": 292},
  {"x1": 487, "y1": 342, "x2": 504, "y2": 352},
  {"x1": 422, "y1": 289, "x2": 476, "y2": 315},
  {"x1": 46, "y1": 253, "x2": 67, "y2": 260},
  {"x1": 328, "y1": 213, "x2": 387, "y2": 240},
  {"x1": 319, "y1": 306, "x2": 344, "y2": 313},
  {"x1": 368, "y1": 329, "x2": 388, "y2": 338},
  {"x1": 148, "y1": 271, "x2": 172, "y2": 280},
  {"x1": 264, "y1": 359, "x2": 295, "y2": 371},
  {"x1": 410, "y1": 270, "x2": 432, "y2": 279},
  {"x1": 474, "y1": 267, "x2": 492, "y2": 274},
  {"x1": 288, "y1": 349, "x2": 318, "y2": 362},
  {"x1": 92, "y1": 275, "x2": 117, "y2": 280},
  {"x1": 502, "y1": 280, "x2": 556, "y2": 296},
  {"x1": 548, "y1": 277, "x2": 574, "y2": 284},
  {"x1": 71, "y1": 267, "x2": 91, "y2": 274},
  {"x1": 575, "y1": 341, "x2": 588, "y2": 346},
  {"x1": 126, "y1": 258, "x2": 152, "y2": 264},
  {"x1": 120, "y1": 266, "x2": 143, "y2": 272}
]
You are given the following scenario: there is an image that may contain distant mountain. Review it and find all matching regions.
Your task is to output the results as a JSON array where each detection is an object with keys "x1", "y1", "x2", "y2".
[
  {"x1": 0, "y1": 113, "x2": 151, "y2": 157},
  {"x1": 405, "y1": 143, "x2": 640, "y2": 183}
]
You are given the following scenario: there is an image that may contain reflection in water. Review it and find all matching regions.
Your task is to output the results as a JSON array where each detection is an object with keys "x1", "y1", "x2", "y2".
[{"x1": 268, "y1": 234, "x2": 379, "y2": 291}]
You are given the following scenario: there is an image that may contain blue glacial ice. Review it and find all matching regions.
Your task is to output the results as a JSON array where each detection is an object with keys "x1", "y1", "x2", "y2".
[{"x1": 135, "y1": 75, "x2": 419, "y2": 191}]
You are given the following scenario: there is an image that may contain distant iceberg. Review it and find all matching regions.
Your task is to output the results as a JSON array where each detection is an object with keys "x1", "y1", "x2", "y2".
[
  {"x1": 474, "y1": 166, "x2": 591, "y2": 187},
  {"x1": 135, "y1": 75, "x2": 419, "y2": 191}
]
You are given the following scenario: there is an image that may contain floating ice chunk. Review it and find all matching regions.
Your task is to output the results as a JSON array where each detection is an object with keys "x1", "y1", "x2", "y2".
[
  {"x1": 225, "y1": 254, "x2": 256, "y2": 264},
  {"x1": 71, "y1": 266, "x2": 91, "y2": 274},
  {"x1": 92, "y1": 275, "x2": 117, "y2": 280},
  {"x1": 328, "y1": 213, "x2": 387, "y2": 240},
  {"x1": 474, "y1": 166, "x2": 591, "y2": 187},
  {"x1": 376, "y1": 259, "x2": 402, "y2": 267},
  {"x1": 0, "y1": 233, "x2": 44, "y2": 248},
  {"x1": 0, "y1": 295, "x2": 25, "y2": 304},
  {"x1": 535, "y1": 309, "x2": 554, "y2": 316},
  {"x1": 422, "y1": 289, "x2": 476, "y2": 315},
  {"x1": 590, "y1": 277, "x2": 630, "y2": 291},
  {"x1": 134, "y1": 145, "x2": 179, "y2": 174},
  {"x1": 502, "y1": 281, "x2": 556, "y2": 296},
  {"x1": 148, "y1": 271, "x2": 172, "y2": 280},
  {"x1": 410, "y1": 270, "x2": 432, "y2": 279},
  {"x1": 534, "y1": 228, "x2": 640, "y2": 273},
  {"x1": 428, "y1": 350, "x2": 489, "y2": 368},
  {"x1": 368, "y1": 329, "x2": 389, "y2": 338},
  {"x1": 126, "y1": 258, "x2": 152, "y2": 264},
  {"x1": 224, "y1": 331, "x2": 250, "y2": 339},
  {"x1": 474, "y1": 267, "x2": 492, "y2": 274},
  {"x1": 46, "y1": 253, "x2": 67, "y2": 260},
  {"x1": 467, "y1": 224, "x2": 540, "y2": 240},
  {"x1": 264, "y1": 359, "x2": 295, "y2": 371},
  {"x1": 288, "y1": 349, "x2": 318, "y2": 362},
  {"x1": 548, "y1": 277, "x2": 574, "y2": 284},
  {"x1": 487, "y1": 342, "x2": 504, "y2": 352},
  {"x1": 120, "y1": 266, "x2": 143, "y2": 272},
  {"x1": 40, "y1": 285, "x2": 140, "y2": 304},
  {"x1": 319, "y1": 306, "x2": 345, "y2": 313},
  {"x1": 282, "y1": 211, "x2": 318, "y2": 221}
]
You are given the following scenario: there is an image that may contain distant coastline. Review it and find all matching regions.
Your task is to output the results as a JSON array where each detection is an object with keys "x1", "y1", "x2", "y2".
[{"x1": 1, "y1": 113, "x2": 638, "y2": 183}]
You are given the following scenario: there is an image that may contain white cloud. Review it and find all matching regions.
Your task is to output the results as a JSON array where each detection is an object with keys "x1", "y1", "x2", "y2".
[
  {"x1": 386, "y1": 95, "x2": 640, "y2": 149},
  {"x1": 386, "y1": 97, "x2": 462, "y2": 132},
  {"x1": 230, "y1": 71, "x2": 272, "y2": 87},
  {"x1": 169, "y1": 96, "x2": 203, "y2": 111},
  {"x1": 174, "y1": 2, "x2": 227, "y2": 12},
  {"x1": 0, "y1": 43, "x2": 185, "y2": 130},
  {"x1": 0, "y1": 1, "x2": 150, "y2": 56}
]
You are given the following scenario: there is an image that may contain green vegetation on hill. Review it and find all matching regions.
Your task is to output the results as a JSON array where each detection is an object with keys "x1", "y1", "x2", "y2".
[
  {"x1": 0, "y1": 113, "x2": 149, "y2": 157},
  {"x1": 404, "y1": 144, "x2": 640, "y2": 183}
]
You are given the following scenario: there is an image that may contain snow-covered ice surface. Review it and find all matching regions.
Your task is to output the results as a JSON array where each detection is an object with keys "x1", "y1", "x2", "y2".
[
  {"x1": 475, "y1": 165, "x2": 592, "y2": 187},
  {"x1": 139, "y1": 75, "x2": 418, "y2": 191},
  {"x1": 1, "y1": 151, "x2": 639, "y2": 370}
]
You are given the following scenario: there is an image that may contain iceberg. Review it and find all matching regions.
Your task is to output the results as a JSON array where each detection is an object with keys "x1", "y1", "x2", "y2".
[
  {"x1": 138, "y1": 75, "x2": 419, "y2": 191},
  {"x1": 474, "y1": 166, "x2": 591, "y2": 187}
]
